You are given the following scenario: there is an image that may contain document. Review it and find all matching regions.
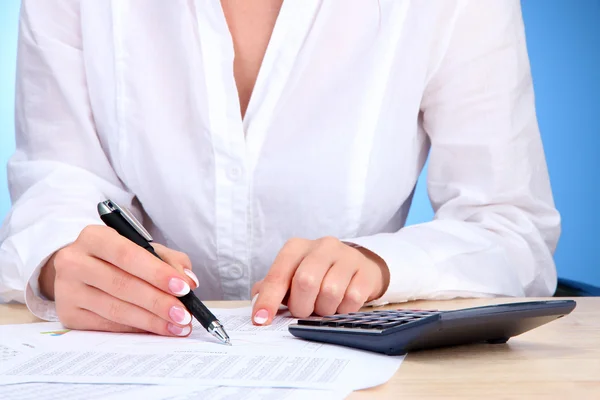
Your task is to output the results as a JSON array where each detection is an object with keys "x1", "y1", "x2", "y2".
[
  {"x1": 0, "y1": 347, "x2": 401, "y2": 390},
  {"x1": 63, "y1": 307, "x2": 326, "y2": 352},
  {"x1": 0, "y1": 382, "x2": 145, "y2": 400},
  {"x1": 1, "y1": 341, "x2": 351, "y2": 400},
  {"x1": 0, "y1": 306, "x2": 404, "y2": 392},
  {"x1": 0, "y1": 383, "x2": 351, "y2": 400},
  {"x1": 0, "y1": 321, "x2": 73, "y2": 353},
  {"x1": 0, "y1": 344, "x2": 22, "y2": 363}
]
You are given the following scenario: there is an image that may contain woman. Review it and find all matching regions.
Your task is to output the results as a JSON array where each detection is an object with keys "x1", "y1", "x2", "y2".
[{"x1": 0, "y1": 0, "x2": 559, "y2": 338}]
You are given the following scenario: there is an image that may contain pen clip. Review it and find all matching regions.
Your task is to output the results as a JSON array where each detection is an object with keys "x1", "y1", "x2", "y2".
[{"x1": 98, "y1": 200, "x2": 154, "y2": 242}]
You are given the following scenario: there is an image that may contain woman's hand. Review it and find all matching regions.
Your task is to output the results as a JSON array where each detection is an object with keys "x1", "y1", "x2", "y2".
[
  {"x1": 38, "y1": 225, "x2": 199, "y2": 337},
  {"x1": 250, "y1": 237, "x2": 390, "y2": 325}
]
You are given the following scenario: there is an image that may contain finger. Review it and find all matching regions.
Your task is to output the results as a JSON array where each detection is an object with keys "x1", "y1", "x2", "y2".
[
  {"x1": 251, "y1": 280, "x2": 263, "y2": 298},
  {"x1": 54, "y1": 279, "x2": 145, "y2": 333},
  {"x1": 336, "y1": 267, "x2": 374, "y2": 314},
  {"x1": 63, "y1": 308, "x2": 146, "y2": 333},
  {"x1": 252, "y1": 281, "x2": 290, "y2": 310},
  {"x1": 287, "y1": 245, "x2": 338, "y2": 318},
  {"x1": 252, "y1": 238, "x2": 310, "y2": 325},
  {"x1": 76, "y1": 225, "x2": 194, "y2": 296},
  {"x1": 71, "y1": 255, "x2": 193, "y2": 328},
  {"x1": 152, "y1": 244, "x2": 199, "y2": 288},
  {"x1": 79, "y1": 284, "x2": 192, "y2": 337},
  {"x1": 313, "y1": 258, "x2": 360, "y2": 316}
]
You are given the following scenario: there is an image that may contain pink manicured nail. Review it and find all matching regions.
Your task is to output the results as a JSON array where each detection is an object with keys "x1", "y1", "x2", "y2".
[
  {"x1": 168, "y1": 278, "x2": 190, "y2": 296},
  {"x1": 183, "y1": 269, "x2": 199, "y2": 288},
  {"x1": 167, "y1": 323, "x2": 191, "y2": 337},
  {"x1": 169, "y1": 306, "x2": 192, "y2": 325},
  {"x1": 253, "y1": 309, "x2": 269, "y2": 325}
]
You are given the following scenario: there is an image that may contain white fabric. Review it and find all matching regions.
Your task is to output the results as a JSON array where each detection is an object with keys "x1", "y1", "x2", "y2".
[{"x1": 0, "y1": 0, "x2": 560, "y2": 321}]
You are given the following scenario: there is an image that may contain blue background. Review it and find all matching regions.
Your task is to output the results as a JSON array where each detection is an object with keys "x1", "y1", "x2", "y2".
[{"x1": 1, "y1": 1, "x2": 599, "y2": 286}]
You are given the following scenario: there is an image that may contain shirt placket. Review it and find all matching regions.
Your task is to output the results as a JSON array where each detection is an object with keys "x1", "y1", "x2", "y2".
[{"x1": 194, "y1": 2, "x2": 250, "y2": 299}]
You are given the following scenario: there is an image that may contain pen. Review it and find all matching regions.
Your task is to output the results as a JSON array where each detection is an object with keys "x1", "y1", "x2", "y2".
[{"x1": 97, "y1": 199, "x2": 231, "y2": 346}]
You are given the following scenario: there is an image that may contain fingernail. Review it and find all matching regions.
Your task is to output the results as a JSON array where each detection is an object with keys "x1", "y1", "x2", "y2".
[
  {"x1": 168, "y1": 278, "x2": 190, "y2": 296},
  {"x1": 167, "y1": 323, "x2": 191, "y2": 337},
  {"x1": 253, "y1": 309, "x2": 269, "y2": 325},
  {"x1": 251, "y1": 293, "x2": 258, "y2": 308},
  {"x1": 169, "y1": 306, "x2": 192, "y2": 325},
  {"x1": 183, "y1": 269, "x2": 199, "y2": 288}
]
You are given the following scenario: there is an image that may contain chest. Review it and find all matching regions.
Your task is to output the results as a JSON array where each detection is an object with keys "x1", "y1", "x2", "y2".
[{"x1": 220, "y1": 0, "x2": 283, "y2": 117}]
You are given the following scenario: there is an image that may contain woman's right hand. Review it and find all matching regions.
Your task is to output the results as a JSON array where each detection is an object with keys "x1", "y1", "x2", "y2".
[{"x1": 38, "y1": 225, "x2": 199, "y2": 337}]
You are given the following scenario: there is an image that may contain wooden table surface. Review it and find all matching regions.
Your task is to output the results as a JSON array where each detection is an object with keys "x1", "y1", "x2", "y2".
[{"x1": 1, "y1": 297, "x2": 599, "y2": 399}]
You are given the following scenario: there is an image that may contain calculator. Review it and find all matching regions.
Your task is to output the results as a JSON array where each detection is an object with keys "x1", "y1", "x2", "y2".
[{"x1": 288, "y1": 300, "x2": 576, "y2": 355}]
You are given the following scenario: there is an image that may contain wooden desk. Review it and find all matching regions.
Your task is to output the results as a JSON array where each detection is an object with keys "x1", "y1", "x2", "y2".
[{"x1": 1, "y1": 297, "x2": 599, "y2": 399}]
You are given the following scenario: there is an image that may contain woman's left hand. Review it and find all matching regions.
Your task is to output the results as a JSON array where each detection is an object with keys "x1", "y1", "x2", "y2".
[{"x1": 250, "y1": 237, "x2": 390, "y2": 325}]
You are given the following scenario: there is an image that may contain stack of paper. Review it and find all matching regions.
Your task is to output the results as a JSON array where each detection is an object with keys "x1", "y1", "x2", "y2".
[{"x1": 0, "y1": 306, "x2": 404, "y2": 399}]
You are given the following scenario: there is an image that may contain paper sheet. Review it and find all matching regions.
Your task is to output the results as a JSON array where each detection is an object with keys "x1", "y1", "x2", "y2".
[
  {"x1": 0, "y1": 383, "x2": 351, "y2": 400},
  {"x1": 0, "y1": 306, "x2": 403, "y2": 391},
  {"x1": 0, "y1": 321, "x2": 73, "y2": 353},
  {"x1": 63, "y1": 307, "x2": 325, "y2": 352},
  {"x1": 0, "y1": 382, "x2": 145, "y2": 400},
  {"x1": 0, "y1": 344, "x2": 22, "y2": 363},
  {"x1": 0, "y1": 341, "x2": 351, "y2": 400}
]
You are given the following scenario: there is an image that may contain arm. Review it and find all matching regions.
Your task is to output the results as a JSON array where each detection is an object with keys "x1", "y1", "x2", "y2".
[
  {"x1": 347, "y1": 0, "x2": 560, "y2": 304},
  {"x1": 0, "y1": 0, "x2": 137, "y2": 318}
]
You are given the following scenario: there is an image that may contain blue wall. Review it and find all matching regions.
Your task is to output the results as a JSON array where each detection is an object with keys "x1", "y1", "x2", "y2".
[
  {"x1": 1, "y1": 1, "x2": 599, "y2": 286},
  {"x1": 0, "y1": 1, "x2": 19, "y2": 221}
]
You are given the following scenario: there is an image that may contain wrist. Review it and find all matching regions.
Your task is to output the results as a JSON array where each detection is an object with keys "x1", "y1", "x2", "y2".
[{"x1": 348, "y1": 243, "x2": 391, "y2": 301}]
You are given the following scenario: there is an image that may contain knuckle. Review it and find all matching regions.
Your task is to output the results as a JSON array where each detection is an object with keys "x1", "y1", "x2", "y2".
[
  {"x1": 293, "y1": 272, "x2": 318, "y2": 292},
  {"x1": 78, "y1": 225, "x2": 104, "y2": 245},
  {"x1": 53, "y1": 248, "x2": 76, "y2": 271},
  {"x1": 320, "y1": 283, "x2": 342, "y2": 301},
  {"x1": 113, "y1": 243, "x2": 136, "y2": 269},
  {"x1": 78, "y1": 225, "x2": 96, "y2": 240},
  {"x1": 345, "y1": 288, "x2": 365, "y2": 306},
  {"x1": 263, "y1": 271, "x2": 286, "y2": 285},
  {"x1": 111, "y1": 273, "x2": 131, "y2": 295},
  {"x1": 318, "y1": 236, "x2": 340, "y2": 249},
  {"x1": 107, "y1": 301, "x2": 123, "y2": 322},
  {"x1": 150, "y1": 296, "x2": 164, "y2": 315},
  {"x1": 284, "y1": 237, "x2": 306, "y2": 252}
]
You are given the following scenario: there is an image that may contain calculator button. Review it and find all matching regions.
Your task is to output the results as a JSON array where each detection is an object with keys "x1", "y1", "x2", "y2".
[
  {"x1": 356, "y1": 321, "x2": 383, "y2": 329},
  {"x1": 373, "y1": 320, "x2": 410, "y2": 329},
  {"x1": 322, "y1": 318, "x2": 357, "y2": 327},
  {"x1": 340, "y1": 321, "x2": 365, "y2": 328},
  {"x1": 297, "y1": 318, "x2": 326, "y2": 326}
]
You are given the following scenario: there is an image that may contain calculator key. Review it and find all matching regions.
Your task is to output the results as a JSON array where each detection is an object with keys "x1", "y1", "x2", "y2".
[
  {"x1": 391, "y1": 318, "x2": 415, "y2": 323},
  {"x1": 322, "y1": 318, "x2": 359, "y2": 327},
  {"x1": 373, "y1": 320, "x2": 410, "y2": 329},
  {"x1": 340, "y1": 320, "x2": 365, "y2": 328},
  {"x1": 297, "y1": 318, "x2": 326, "y2": 326},
  {"x1": 357, "y1": 321, "x2": 388, "y2": 329}
]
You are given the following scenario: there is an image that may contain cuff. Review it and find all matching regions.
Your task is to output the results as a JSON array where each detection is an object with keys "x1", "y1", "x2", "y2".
[
  {"x1": 341, "y1": 232, "x2": 436, "y2": 306},
  {"x1": 15, "y1": 219, "x2": 99, "y2": 321}
]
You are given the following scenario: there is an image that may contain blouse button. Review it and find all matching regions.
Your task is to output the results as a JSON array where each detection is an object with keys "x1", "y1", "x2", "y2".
[
  {"x1": 228, "y1": 264, "x2": 244, "y2": 279},
  {"x1": 227, "y1": 166, "x2": 242, "y2": 181}
]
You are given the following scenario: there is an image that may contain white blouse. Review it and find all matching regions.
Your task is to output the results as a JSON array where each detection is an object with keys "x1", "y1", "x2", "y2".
[{"x1": 0, "y1": 0, "x2": 560, "y2": 321}]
